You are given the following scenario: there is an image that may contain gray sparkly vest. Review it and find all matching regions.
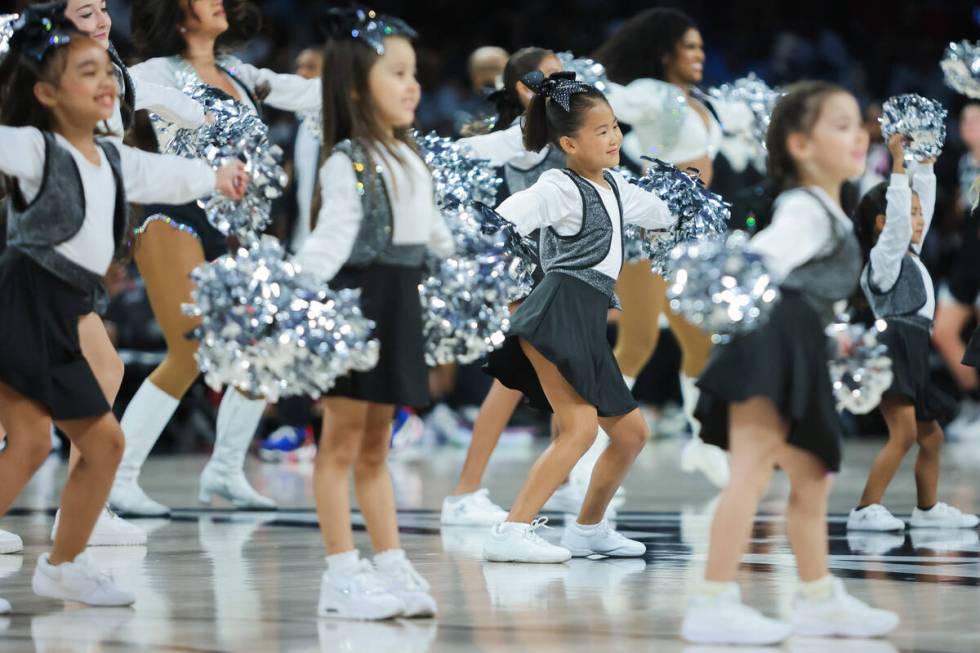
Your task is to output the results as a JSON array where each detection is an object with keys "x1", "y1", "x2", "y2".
[
  {"x1": 780, "y1": 189, "x2": 862, "y2": 324},
  {"x1": 334, "y1": 139, "x2": 426, "y2": 269},
  {"x1": 6, "y1": 132, "x2": 127, "y2": 314},
  {"x1": 539, "y1": 170, "x2": 623, "y2": 308},
  {"x1": 503, "y1": 145, "x2": 566, "y2": 195},
  {"x1": 860, "y1": 254, "x2": 929, "y2": 329}
]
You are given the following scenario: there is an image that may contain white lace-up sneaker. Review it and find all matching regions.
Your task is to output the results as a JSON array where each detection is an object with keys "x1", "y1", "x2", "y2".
[
  {"x1": 51, "y1": 507, "x2": 147, "y2": 547},
  {"x1": 559, "y1": 519, "x2": 646, "y2": 557},
  {"x1": 909, "y1": 502, "x2": 980, "y2": 529},
  {"x1": 847, "y1": 504, "x2": 905, "y2": 532},
  {"x1": 32, "y1": 552, "x2": 135, "y2": 607},
  {"x1": 483, "y1": 518, "x2": 572, "y2": 563},
  {"x1": 318, "y1": 559, "x2": 405, "y2": 620},
  {"x1": 440, "y1": 489, "x2": 508, "y2": 527},
  {"x1": 0, "y1": 529, "x2": 23, "y2": 554},
  {"x1": 790, "y1": 577, "x2": 899, "y2": 638},
  {"x1": 375, "y1": 552, "x2": 436, "y2": 618},
  {"x1": 681, "y1": 583, "x2": 792, "y2": 645}
]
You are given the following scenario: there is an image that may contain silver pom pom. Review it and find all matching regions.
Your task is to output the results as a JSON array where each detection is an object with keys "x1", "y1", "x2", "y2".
[
  {"x1": 0, "y1": 13, "x2": 18, "y2": 59},
  {"x1": 182, "y1": 239, "x2": 379, "y2": 402},
  {"x1": 150, "y1": 83, "x2": 288, "y2": 242},
  {"x1": 634, "y1": 157, "x2": 732, "y2": 274},
  {"x1": 666, "y1": 231, "x2": 780, "y2": 344},
  {"x1": 556, "y1": 51, "x2": 610, "y2": 92},
  {"x1": 416, "y1": 131, "x2": 502, "y2": 207},
  {"x1": 825, "y1": 319, "x2": 894, "y2": 414},
  {"x1": 708, "y1": 74, "x2": 783, "y2": 166},
  {"x1": 880, "y1": 94, "x2": 947, "y2": 162},
  {"x1": 941, "y1": 40, "x2": 980, "y2": 100}
]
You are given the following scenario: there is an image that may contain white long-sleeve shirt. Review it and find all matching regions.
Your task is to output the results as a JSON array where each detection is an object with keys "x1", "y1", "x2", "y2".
[
  {"x1": 750, "y1": 186, "x2": 854, "y2": 282},
  {"x1": 458, "y1": 122, "x2": 526, "y2": 167},
  {"x1": 106, "y1": 68, "x2": 206, "y2": 136},
  {"x1": 867, "y1": 163, "x2": 937, "y2": 319},
  {"x1": 0, "y1": 126, "x2": 216, "y2": 275},
  {"x1": 130, "y1": 55, "x2": 321, "y2": 115},
  {"x1": 606, "y1": 79, "x2": 722, "y2": 165},
  {"x1": 496, "y1": 168, "x2": 674, "y2": 280},
  {"x1": 294, "y1": 141, "x2": 454, "y2": 282}
]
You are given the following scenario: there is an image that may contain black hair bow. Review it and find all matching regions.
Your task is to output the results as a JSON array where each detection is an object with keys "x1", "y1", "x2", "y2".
[
  {"x1": 320, "y1": 4, "x2": 417, "y2": 56},
  {"x1": 5, "y1": 2, "x2": 72, "y2": 64},
  {"x1": 521, "y1": 70, "x2": 593, "y2": 112}
]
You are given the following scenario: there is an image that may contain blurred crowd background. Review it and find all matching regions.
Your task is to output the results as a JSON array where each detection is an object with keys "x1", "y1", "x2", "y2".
[{"x1": 6, "y1": 0, "x2": 980, "y2": 461}]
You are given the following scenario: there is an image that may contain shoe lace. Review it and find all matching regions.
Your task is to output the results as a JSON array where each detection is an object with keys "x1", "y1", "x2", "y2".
[
  {"x1": 389, "y1": 559, "x2": 430, "y2": 592},
  {"x1": 77, "y1": 555, "x2": 115, "y2": 589},
  {"x1": 351, "y1": 560, "x2": 388, "y2": 594},
  {"x1": 524, "y1": 517, "x2": 552, "y2": 545}
]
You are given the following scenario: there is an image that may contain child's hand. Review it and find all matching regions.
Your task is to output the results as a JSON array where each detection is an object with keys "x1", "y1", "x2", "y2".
[
  {"x1": 215, "y1": 160, "x2": 249, "y2": 200},
  {"x1": 888, "y1": 133, "x2": 907, "y2": 173}
]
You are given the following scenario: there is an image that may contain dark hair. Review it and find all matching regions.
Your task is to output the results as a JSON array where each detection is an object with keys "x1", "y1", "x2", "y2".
[
  {"x1": 592, "y1": 8, "x2": 696, "y2": 84},
  {"x1": 131, "y1": 0, "x2": 261, "y2": 60},
  {"x1": 522, "y1": 75, "x2": 609, "y2": 152},
  {"x1": 854, "y1": 181, "x2": 888, "y2": 258},
  {"x1": 491, "y1": 47, "x2": 554, "y2": 132},
  {"x1": 766, "y1": 80, "x2": 849, "y2": 189}
]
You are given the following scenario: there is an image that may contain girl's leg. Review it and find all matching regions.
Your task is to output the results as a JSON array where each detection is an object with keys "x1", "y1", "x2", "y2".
[
  {"x1": 704, "y1": 397, "x2": 785, "y2": 582},
  {"x1": 0, "y1": 382, "x2": 55, "y2": 517},
  {"x1": 857, "y1": 397, "x2": 917, "y2": 507},
  {"x1": 914, "y1": 420, "x2": 943, "y2": 509},
  {"x1": 314, "y1": 397, "x2": 368, "y2": 555},
  {"x1": 576, "y1": 409, "x2": 648, "y2": 524},
  {"x1": 354, "y1": 403, "x2": 399, "y2": 554},
  {"x1": 452, "y1": 380, "x2": 523, "y2": 496},
  {"x1": 774, "y1": 444, "x2": 832, "y2": 582},
  {"x1": 506, "y1": 338, "x2": 602, "y2": 524}
]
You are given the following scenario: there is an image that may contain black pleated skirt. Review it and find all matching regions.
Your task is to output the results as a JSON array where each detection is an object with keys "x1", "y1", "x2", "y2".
[
  {"x1": 142, "y1": 202, "x2": 228, "y2": 263},
  {"x1": 0, "y1": 249, "x2": 110, "y2": 420},
  {"x1": 963, "y1": 324, "x2": 980, "y2": 370},
  {"x1": 695, "y1": 290, "x2": 843, "y2": 471},
  {"x1": 881, "y1": 318, "x2": 957, "y2": 424},
  {"x1": 325, "y1": 264, "x2": 430, "y2": 407},
  {"x1": 485, "y1": 272, "x2": 636, "y2": 417}
]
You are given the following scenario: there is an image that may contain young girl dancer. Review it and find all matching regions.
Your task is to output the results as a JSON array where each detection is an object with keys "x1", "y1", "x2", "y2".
[
  {"x1": 0, "y1": 7, "x2": 244, "y2": 609},
  {"x1": 107, "y1": 0, "x2": 321, "y2": 516},
  {"x1": 594, "y1": 7, "x2": 729, "y2": 489},
  {"x1": 848, "y1": 135, "x2": 977, "y2": 531},
  {"x1": 681, "y1": 82, "x2": 898, "y2": 645},
  {"x1": 441, "y1": 46, "x2": 568, "y2": 527},
  {"x1": 481, "y1": 71, "x2": 675, "y2": 563},
  {"x1": 294, "y1": 8, "x2": 450, "y2": 620}
]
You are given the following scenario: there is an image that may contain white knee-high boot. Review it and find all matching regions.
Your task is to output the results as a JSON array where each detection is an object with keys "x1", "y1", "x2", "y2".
[
  {"x1": 678, "y1": 374, "x2": 730, "y2": 488},
  {"x1": 199, "y1": 390, "x2": 276, "y2": 509},
  {"x1": 110, "y1": 380, "x2": 180, "y2": 516}
]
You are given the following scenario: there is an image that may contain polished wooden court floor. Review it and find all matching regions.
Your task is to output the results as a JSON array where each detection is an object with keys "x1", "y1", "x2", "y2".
[{"x1": 2, "y1": 438, "x2": 979, "y2": 652}]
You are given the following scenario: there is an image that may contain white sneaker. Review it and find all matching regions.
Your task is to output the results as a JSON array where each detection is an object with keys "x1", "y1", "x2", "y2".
[
  {"x1": 681, "y1": 584, "x2": 792, "y2": 645},
  {"x1": 375, "y1": 553, "x2": 437, "y2": 618},
  {"x1": 790, "y1": 577, "x2": 899, "y2": 638},
  {"x1": 910, "y1": 527, "x2": 980, "y2": 552},
  {"x1": 32, "y1": 552, "x2": 135, "y2": 607},
  {"x1": 0, "y1": 597, "x2": 8, "y2": 614},
  {"x1": 680, "y1": 437, "x2": 730, "y2": 488},
  {"x1": 560, "y1": 519, "x2": 646, "y2": 557},
  {"x1": 847, "y1": 504, "x2": 905, "y2": 532},
  {"x1": 318, "y1": 559, "x2": 405, "y2": 620},
  {"x1": 0, "y1": 529, "x2": 23, "y2": 554},
  {"x1": 109, "y1": 479, "x2": 170, "y2": 517},
  {"x1": 51, "y1": 507, "x2": 147, "y2": 547},
  {"x1": 440, "y1": 489, "x2": 508, "y2": 526},
  {"x1": 909, "y1": 502, "x2": 980, "y2": 529},
  {"x1": 845, "y1": 531, "x2": 905, "y2": 555},
  {"x1": 483, "y1": 518, "x2": 572, "y2": 563}
]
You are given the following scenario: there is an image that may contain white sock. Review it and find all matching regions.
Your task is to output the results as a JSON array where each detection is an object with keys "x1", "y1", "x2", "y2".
[
  {"x1": 374, "y1": 548, "x2": 407, "y2": 570},
  {"x1": 574, "y1": 520, "x2": 603, "y2": 532},
  {"x1": 798, "y1": 575, "x2": 835, "y2": 600},
  {"x1": 697, "y1": 579, "x2": 737, "y2": 598},
  {"x1": 326, "y1": 550, "x2": 360, "y2": 574},
  {"x1": 117, "y1": 380, "x2": 181, "y2": 483}
]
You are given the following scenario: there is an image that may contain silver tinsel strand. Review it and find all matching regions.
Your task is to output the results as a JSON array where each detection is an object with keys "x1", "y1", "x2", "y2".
[
  {"x1": 825, "y1": 319, "x2": 894, "y2": 415},
  {"x1": 556, "y1": 51, "x2": 610, "y2": 92},
  {"x1": 666, "y1": 231, "x2": 780, "y2": 344},
  {"x1": 0, "y1": 14, "x2": 17, "y2": 59},
  {"x1": 941, "y1": 40, "x2": 980, "y2": 100},
  {"x1": 414, "y1": 132, "x2": 525, "y2": 364},
  {"x1": 182, "y1": 238, "x2": 379, "y2": 401},
  {"x1": 880, "y1": 94, "x2": 947, "y2": 162},
  {"x1": 708, "y1": 74, "x2": 783, "y2": 166},
  {"x1": 634, "y1": 157, "x2": 731, "y2": 274},
  {"x1": 151, "y1": 83, "x2": 288, "y2": 242}
]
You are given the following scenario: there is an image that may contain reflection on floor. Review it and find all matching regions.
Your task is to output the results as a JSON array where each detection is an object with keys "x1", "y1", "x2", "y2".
[{"x1": 2, "y1": 439, "x2": 980, "y2": 652}]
